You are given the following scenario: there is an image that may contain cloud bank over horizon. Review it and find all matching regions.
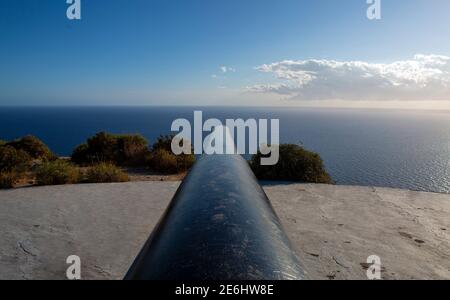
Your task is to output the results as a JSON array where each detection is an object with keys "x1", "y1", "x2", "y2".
[{"x1": 248, "y1": 54, "x2": 450, "y2": 101}]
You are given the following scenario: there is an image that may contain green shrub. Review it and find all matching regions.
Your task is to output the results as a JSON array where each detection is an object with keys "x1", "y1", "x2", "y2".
[
  {"x1": 0, "y1": 140, "x2": 6, "y2": 146},
  {"x1": 85, "y1": 163, "x2": 129, "y2": 183},
  {"x1": 117, "y1": 134, "x2": 149, "y2": 165},
  {"x1": 249, "y1": 144, "x2": 333, "y2": 184},
  {"x1": 0, "y1": 172, "x2": 17, "y2": 189},
  {"x1": 35, "y1": 160, "x2": 81, "y2": 186},
  {"x1": 71, "y1": 132, "x2": 149, "y2": 166},
  {"x1": 0, "y1": 145, "x2": 32, "y2": 172},
  {"x1": 6, "y1": 135, "x2": 55, "y2": 161},
  {"x1": 85, "y1": 132, "x2": 119, "y2": 163},
  {"x1": 147, "y1": 149, "x2": 195, "y2": 174},
  {"x1": 153, "y1": 134, "x2": 194, "y2": 152},
  {"x1": 149, "y1": 135, "x2": 195, "y2": 174},
  {"x1": 175, "y1": 153, "x2": 195, "y2": 172},
  {"x1": 152, "y1": 135, "x2": 174, "y2": 152},
  {"x1": 71, "y1": 143, "x2": 90, "y2": 164},
  {"x1": 147, "y1": 149, "x2": 178, "y2": 174}
]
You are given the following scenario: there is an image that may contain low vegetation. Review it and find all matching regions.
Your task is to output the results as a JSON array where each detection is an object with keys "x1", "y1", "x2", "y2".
[
  {"x1": 71, "y1": 132, "x2": 195, "y2": 175},
  {"x1": 0, "y1": 135, "x2": 57, "y2": 188},
  {"x1": 1, "y1": 133, "x2": 333, "y2": 189},
  {"x1": 35, "y1": 160, "x2": 81, "y2": 186},
  {"x1": 249, "y1": 144, "x2": 333, "y2": 184},
  {"x1": 85, "y1": 162, "x2": 129, "y2": 183},
  {"x1": 147, "y1": 149, "x2": 179, "y2": 174},
  {"x1": 71, "y1": 132, "x2": 149, "y2": 166},
  {"x1": 152, "y1": 134, "x2": 175, "y2": 152},
  {"x1": 175, "y1": 152, "x2": 196, "y2": 173},
  {"x1": 0, "y1": 172, "x2": 17, "y2": 189},
  {"x1": 147, "y1": 135, "x2": 195, "y2": 174},
  {"x1": 0, "y1": 145, "x2": 32, "y2": 173},
  {"x1": 5, "y1": 135, "x2": 55, "y2": 161},
  {"x1": 1, "y1": 134, "x2": 150, "y2": 188}
]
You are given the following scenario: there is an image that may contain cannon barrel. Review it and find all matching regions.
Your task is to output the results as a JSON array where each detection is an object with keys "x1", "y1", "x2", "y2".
[{"x1": 125, "y1": 128, "x2": 307, "y2": 280}]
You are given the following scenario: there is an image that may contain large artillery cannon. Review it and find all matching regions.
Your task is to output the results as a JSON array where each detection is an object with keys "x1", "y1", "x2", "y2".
[{"x1": 125, "y1": 128, "x2": 306, "y2": 280}]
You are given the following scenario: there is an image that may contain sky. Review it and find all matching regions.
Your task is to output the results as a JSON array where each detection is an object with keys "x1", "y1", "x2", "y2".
[{"x1": 1, "y1": 0, "x2": 450, "y2": 108}]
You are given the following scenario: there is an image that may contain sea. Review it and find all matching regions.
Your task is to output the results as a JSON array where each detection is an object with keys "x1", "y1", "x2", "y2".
[{"x1": 0, "y1": 106, "x2": 449, "y2": 194}]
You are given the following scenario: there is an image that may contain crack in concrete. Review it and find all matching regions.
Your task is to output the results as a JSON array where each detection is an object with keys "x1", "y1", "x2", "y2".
[
  {"x1": 94, "y1": 265, "x2": 113, "y2": 277},
  {"x1": 332, "y1": 256, "x2": 349, "y2": 269},
  {"x1": 18, "y1": 242, "x2": 37, "y2": 257}
]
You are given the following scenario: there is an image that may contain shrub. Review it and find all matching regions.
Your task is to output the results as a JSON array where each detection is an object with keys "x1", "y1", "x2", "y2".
[
  {"x1": 147, "y1": 149, "x2": 195, "y2": 174},
  {"x1": 147, "y1": 149, "x2": 178, "y2": 174},
  {"x1": 71, "y1": 143, "x2": 90, "y2": 164},
  {"x1": 175, "y1": 153, "x2": 195, "y2": 172},
  {"x1": 6, "y1": 135, "x2": 55, "y2": 161},
  {"x1": 153, "y1": 134, "x2": 194, "y2": 152},
  {"x1": 35, "y1": 160, "x2": 81, "y2": 186},
  {"x1": 152, "y1": 135, "x2": 174, "y2": 152},
  {"x1": 85, "y1": 132, "x2": 119, "y2": 163},
  {"x1": 149, "y1": 135, "x2": 195, "y2": 174},
  {"x1": 0, "y1": 172, "x2": 17, "y2": 189},
  {"x1": 71, "y1": 132, "x2": 149, "y2": 166},
  {"x1": 249, "y1": 144, "x2": 333, "y2": 184},
  {"x1": 0, "y1": 145, "x2": 32, "y2": 172},
  {"x1": 0, "y1": 140, "x2": 6, "y2": 146},
  {"x1": 85, "y1": 163, "x2": 129, "y2": 183},
  {"x1": 117, "y1": 134, "x2": 149, "y2": 165}
]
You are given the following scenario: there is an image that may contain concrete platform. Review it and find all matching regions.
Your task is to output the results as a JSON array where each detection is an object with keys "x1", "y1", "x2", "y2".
[
  {"x1": 264, "y1": 183, "x2": 450, "y2": 280},
  {"x1": 0, "y1": 182, "x2": 449, "y2": 280}
]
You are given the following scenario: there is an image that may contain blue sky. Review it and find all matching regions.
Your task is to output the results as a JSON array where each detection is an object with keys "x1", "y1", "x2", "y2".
[{"x1": 1, "y1": 0, "x2": 450, "y2": 108}]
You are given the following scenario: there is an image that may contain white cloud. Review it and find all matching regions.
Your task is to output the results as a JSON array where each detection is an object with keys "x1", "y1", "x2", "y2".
[
  {"x1": 248, "y1": 54, "x2": 450, "y2": 101},
  {"x1": 212, "y1": 66, "x2": 236, "y2": 80},
  {"x1": 220, "y1": 66, "x2": 236, "y2": 73}
]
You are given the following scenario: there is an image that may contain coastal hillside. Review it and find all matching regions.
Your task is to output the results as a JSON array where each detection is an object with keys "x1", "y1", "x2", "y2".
[{"x1": 0, "y1": 182, "x2": 448, "y2": 280}]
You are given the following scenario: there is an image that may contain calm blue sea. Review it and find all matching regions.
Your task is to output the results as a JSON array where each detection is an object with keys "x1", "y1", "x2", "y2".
[{"x1": 0, "y1": 107, "x2": 449, "y2": 194}]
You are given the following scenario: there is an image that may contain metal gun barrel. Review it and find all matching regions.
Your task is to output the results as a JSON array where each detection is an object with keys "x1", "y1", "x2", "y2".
[{"x1": 125, "y1": 151, "x2": 306, "y2": 280}]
